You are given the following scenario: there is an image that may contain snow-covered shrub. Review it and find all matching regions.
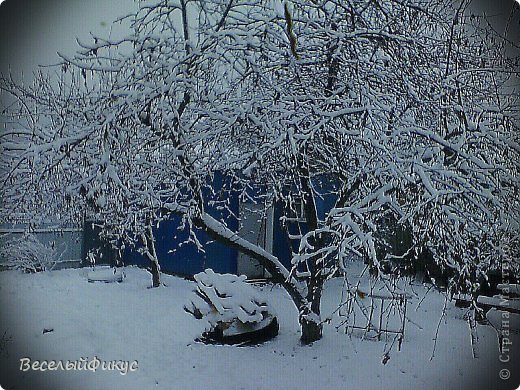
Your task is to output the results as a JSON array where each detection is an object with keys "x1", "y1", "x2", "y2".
[
  {"x1": 0, "y1": 233, "x2": 60, "y2": 273},
  {"x1": 184, "y1": 269, "x2": 278, "y2": 343}
]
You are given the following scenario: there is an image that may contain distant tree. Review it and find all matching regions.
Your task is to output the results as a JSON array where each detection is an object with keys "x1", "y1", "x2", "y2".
[{"x1": 1, "y1": 0, "x2": 518, "y2": 343}]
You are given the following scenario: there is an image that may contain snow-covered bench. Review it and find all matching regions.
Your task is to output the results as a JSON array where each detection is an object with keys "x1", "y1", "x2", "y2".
[
  {"x1": 454, "y1": 294, "x2": 520, "y2": 315},
  {"x1": 476, "y1": 295, "x2": 520, "y2": 315},
  {"x1": 497, "y1": 284, "x2": 520, "y2": 298},
  {"x1": 86, "y1": 267, "x2": 125, "y2": 283}
]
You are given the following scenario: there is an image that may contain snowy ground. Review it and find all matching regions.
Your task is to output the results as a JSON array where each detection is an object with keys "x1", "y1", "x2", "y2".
[{"x1": 0, "y1": 263, "x2": 518, "y2": 390}]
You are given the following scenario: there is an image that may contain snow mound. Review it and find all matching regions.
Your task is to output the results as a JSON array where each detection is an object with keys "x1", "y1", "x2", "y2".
[{"x1": 184, "y1": 269, "x2": 278, "y2": 342}]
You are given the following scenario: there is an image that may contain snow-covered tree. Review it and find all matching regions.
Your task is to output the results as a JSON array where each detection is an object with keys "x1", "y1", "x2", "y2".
[
  {"x1": 1, "y1": 0, "x2": 518, "y2": 343},
  {"x1": 0, "y1": 56, "x2": 171, "y2": 286}
]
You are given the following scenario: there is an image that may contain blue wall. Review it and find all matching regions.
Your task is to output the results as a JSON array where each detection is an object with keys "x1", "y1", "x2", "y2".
[
  {"x1": 124, "y1": 216, "x2": 238, "y2": 276},
  {"x1": 123, "y1": 173, "x2": 240, "y2": 276},
  {"x1": 123, "y1": 174, "x2": 339, "y2": 276}
]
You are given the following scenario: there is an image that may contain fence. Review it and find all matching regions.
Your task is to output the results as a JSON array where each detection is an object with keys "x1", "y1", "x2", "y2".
[{"x1": 0, "y1": 224, "x2": 84, "y2": 270}]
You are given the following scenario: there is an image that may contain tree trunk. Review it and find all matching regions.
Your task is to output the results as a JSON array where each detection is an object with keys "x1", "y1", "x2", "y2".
[
  {"x1": 300, "y1": 310, "x2": 323, "y2": 344},
  {"x1": 149, "y1": 255, "x2": 161, "y2": 288},
  {"x1": 300, "y1": 277, "x2": 324, "y2": 344},
  {"x1": 142, "y1": 225, "x2": 161, "y2": 288}
]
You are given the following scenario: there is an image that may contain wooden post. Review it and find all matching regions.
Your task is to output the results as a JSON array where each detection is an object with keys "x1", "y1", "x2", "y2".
[{"x1": 378, "y1": 298, "x2": 384, "y2": 341}]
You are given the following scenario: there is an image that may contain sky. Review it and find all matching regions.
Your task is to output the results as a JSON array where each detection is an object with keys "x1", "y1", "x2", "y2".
[{"x1": 0, "y1": 0, "x2": 136, "y2": 78}]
